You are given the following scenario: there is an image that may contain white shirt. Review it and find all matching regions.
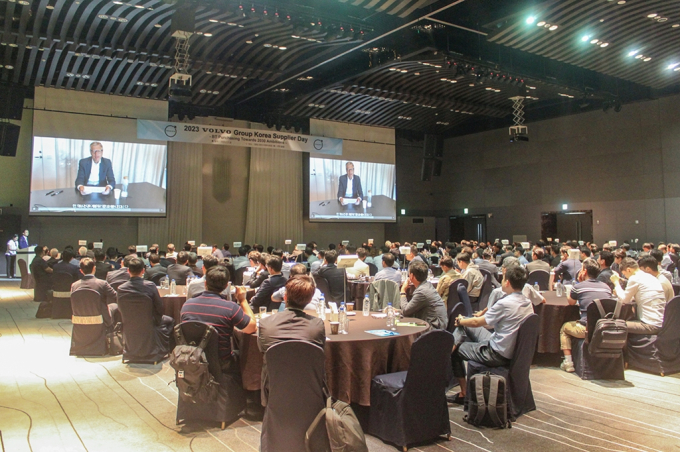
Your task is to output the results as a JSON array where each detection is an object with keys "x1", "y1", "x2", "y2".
[
  {"x1": 487, "y1": 284, "x2": 544, "y2": 309},
  {"x1": 346, "y1": 259, "x2": 369, "y2": 277},
  {"x1": 186, "y1": 276, "x2": 231, "y2": 300},
  {"x1": 613, "y1": 270, "x2": 666, "y2": 328},
  {"x1": 345, "y1": 176, "x2": 353, "y2": 198},
  {"x1": 657, "y1": 273, "x2": 675, "y2": 302},
  {"x1": 88, "y1": 160, "x2": 101, "y2": 185},
  {"x1": 5, "y1": 239, "x2": 17, "y2": 256}
]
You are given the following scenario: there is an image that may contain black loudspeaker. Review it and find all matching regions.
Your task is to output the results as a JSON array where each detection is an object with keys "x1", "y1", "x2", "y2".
[
  {"x1": 170, "y1": 3, "x2": 196, "y2": 35},
  {"x1": 421, "y1": 158, "x2": 434, "y2": 181},
  {"x1": 432, "y1": 159, "x2": 442, "y2": 177},
  {"x1": 423, "y1": 134, "x2": 442, "y2": 158},
  {"x1": 0, "y1": 123, "x2": 20, "y2": 157},
  {"x1": 0, "y1": 85, "x2": 24, "y2": 120}
]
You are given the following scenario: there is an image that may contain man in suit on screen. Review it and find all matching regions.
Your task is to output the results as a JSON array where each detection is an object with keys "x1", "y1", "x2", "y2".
[
  {"x1": 75, "y1": 141, "x2": 116, "y2": 195},
  {"x1": 337, "y1": 161, "x2": 363, "y2": 205}
]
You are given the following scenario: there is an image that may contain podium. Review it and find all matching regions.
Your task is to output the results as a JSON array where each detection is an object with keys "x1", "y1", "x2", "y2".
[{"x1": 16, "y1": 246, "x2": 35, "y2": 276}]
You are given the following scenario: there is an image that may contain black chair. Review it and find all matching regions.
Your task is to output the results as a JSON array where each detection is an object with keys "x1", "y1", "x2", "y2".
[
  {"x1": 465, "y1": 314, "x2": 540, "y2": 421},
  {"x1": 446, "y1": 279, "x2": 469, "y2": 318},
  {"x1": 69, "y1": 289, "x2": 108, "y2": 356},
  {"x1": 233, "y1": 267, "x2": 248, "y2": 286},
  {"x1": 224, "y1": 264, "x2": 236, "y2": 283},
  {"x1": 261, "y1": 340, "x2": 327, "y2": 452},
  {"x1": 51, "y1": 272, "x2": 75, "y2": 319},
  {"x1": 626, "y1": 296, "x2": 680, "y2": 376},
  {"x1": 117, "y1": 293, "x2": 172, "y2": 364},
  {"x1": 571, "y1": 298, "x2": 625, "y2": 380},
  {"x1": 673, "y1": 283, "x2": 680, "y2": 297},
  {"x1": 476, "y1": 270, "x2": 494, "y2": 312},
  {"x1": 175, "y1": 322, "x2": 247, "y2": 428},
  {"x1": 313, "y1": 274, "x2": 333, "y2": 301},
  {"x1": 446, "y1": 302, "x2": 467, "y2": 334},
  {"x1": 527, "y1": 270, "x2": 550, "y2": 291},
  {"x1": 18, "y1": 259, "x2": 34, "y2": 289},
  {"x1": 369, "y1": 330, "x2": 454, "y2": 451},
  {"x1": 457, "y1": 284, "x2": 473, "y2": 317},
  {"x1": 430, "y1": 265, "x2": 443, "y2": 277},
  {"x1": 430, "y1": 255, "x2": 440, "y2": 265},
  {"x1": 150, "y1": 272, "x2": 167, "y2": 286},
  {"x1": 367, "y1": 262, "x2": 379, "y2": 277}
]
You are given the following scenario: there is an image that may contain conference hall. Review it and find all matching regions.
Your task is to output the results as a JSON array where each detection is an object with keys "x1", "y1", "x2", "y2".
[{"x1": 1, "y1": 0, "x2": 680, "y2": 451}]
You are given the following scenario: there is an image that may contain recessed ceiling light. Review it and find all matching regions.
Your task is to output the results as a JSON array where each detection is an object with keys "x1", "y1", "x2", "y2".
[
  {"x1": 526, "y1": 16, "x2": 536, "y2": 25},
  {"x1": 657, "y1": 18, "x2": 668, "y2": 22},
  {"x1": 5, "y1": 65, "x2": 13, "y2": 69},
  {"x1": 134, "y1": 4, "x2": 144, "y2": 8},
  {"x1": 581, "y1": 35, "x2": 590, "y2": 41},
  {"x1": 643, "y1": 57, "x2": 652, "y2": 62},
  {"x1": 154, "y1": 23, "x2": 162, "y2": 27},
  {"x1": 537, "y1": 21, "x2": 546, "y2": 27},
  {"x1": 648, "y1": 13, "x2": 658, "y2": 18},
  {"x1": 278, "y1": 46, "x2": 287, "y2": 50},
  {"x1": 617, "y1": 0, "x2": 625, "y2": 4},
  {"x1": 98, "y1": 14, "x2": 109, "y2": 19},
  {"x1": 600, "y1": 42, "x2": 609, "y2": 47},
  {"x1": 549, "y1": 25, "x2": 558, "y2": 31},
  {"x1": 18, "y1": 0, "x2": 29, "y2": 4},
  {"x1": 46, "y1": 4, "x2": 54, "y2": 9},
  {"x1": 590, "y1": 38, "x2": 599, "y2": 44},
  {"x1": 213, "y1": 91, "x2": 219, "y2": 95},
  {"x1": 200, "y1": 89, "x2": 207, "y2": 93},
  {"x1": 675, "y1": 67, "x2": 680, "y2": 72},
  {"x1": 263, "y1": 43, "x2": 272, "y2": 47},
  {"x1": 628, "y1": 50, "x2": 638, "y2": 56},
  {"x1": 204, "y1": 33, "x2": 212, "y2": 37},
  {"x1": 673, "y1": 24, "x2": 680, "y2": 28},
  {"x1": 668, "y1": 63, "x2": 680, "y2": 70}
]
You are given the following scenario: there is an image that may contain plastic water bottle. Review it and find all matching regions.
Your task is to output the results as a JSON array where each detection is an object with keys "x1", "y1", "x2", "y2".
[
  {"x1": 386, "y1": 302, "x2": 395, "y2": 329},
  {"x1": 555, "y1": 281, "x2": 563, "y2": 297},
  {"x1": 338, "y1": 302, "x2": 347, "y2": 334},
  {"x1": 122, "y1": 176, "x2": 129, "y2": 197},
  {"x1": 367, "y1": 190, "x2": 372, "y2": 208},
  {"x1": 318, "y1": 294, "x2": 326, "y2": 321},
  {"x1": 363, "y1": 294, "x2": 370, "y2": 316},
  {"x1": 674, "y1": 269, "x2": 679, "y2": 285},
  {"x1": 533, "y1": 282, "x2": 540, "y2": 293},
  {"x1": 170, "y1": 278, "x2": 176, "y2": 295}
]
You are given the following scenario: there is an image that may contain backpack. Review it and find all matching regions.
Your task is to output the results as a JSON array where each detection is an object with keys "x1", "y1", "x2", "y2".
[
  {"x1": 463, "y1": 372, "x2": 511, "y2": 429},
  {"x1": 169, "y1": 324, "x2": 219, "y2": 404},
  {"x1": 588, "y1": 299, "x2": 628, "y2": 359},
  {"x1": 306, "y1": 396, "x2": 369, "y2": 452}
]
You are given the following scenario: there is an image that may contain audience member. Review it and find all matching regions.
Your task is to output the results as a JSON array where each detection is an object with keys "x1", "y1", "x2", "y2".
[
  {"x1": 94, "y1": 249, "x2": 114, "y2": 280},
  {"x1": 526, "y1": 249, "x2": 550, "y2": 273},
  {"x1": 457, "y1": 252, "x2": 484, "y2": 302},
  {"x1": 72, "y1": 257, "x2": 120, "y2": 326},
  {"x1": 650, "y1": 249, "x2": 673, "y2": 282},
  {"x1": 611, "y1": 258, "x2": 666, "y2": 335},
  {"x1": 53, "y1": 249, "x2": 83, "y2": 282},
  {"x1": 399, "y1": 260, "x2": 447, "y2": 329},
  {"x1": 437, "y1": 256, "x2": 462, "y2": 302},
  {"x1": 313, "y1": 250, "x2": 346, "y2": 302},
  {"x1": 167, "y1": 251, "x2": 192, "y2": 285},
  {"x1": 106, "y1": 254, "x2": 135, "y2": 288},
  {"x1": 639, "y1": 256, "x2": 674, "y2": 302},
  {"x1": 166, "y1": 244, "x2": 177, "y2": 260},
  {"x1": 347, "y1": 247, "x2": 370, "y2": 278},
  {"x1": 250, "y1": 255, "x2": 287, "y2": 312},
  {"x1": 46, "y1": 248, "x2": 60, "y2": 267},
  {"x1": 31, "y1": 245, "x2": 53, "y2": 301},
  {"x1": 187, "y1": 252, "x2": 203, "y2": 277},
  {"x1": 553, "y1": 247, "x2": 582, "y2": 282},
  {"x1": 245, "y1": 251, "x2": 269, "y2": 288},
  {"x1": 273, "y1": 264, "x2": 321, "y2": 310},
  {"x1": 144, "y1": 253, "x2": 167, "y2": 282},
  {"x1": 373, "y1": 252, "x2": 402, "y2": 285},
  {"x1": 477, "y1": 250, "x2": 501, "y2": 288},
  {"x1": 596, "y1": 250, "x2": 615, "y2": 290}
]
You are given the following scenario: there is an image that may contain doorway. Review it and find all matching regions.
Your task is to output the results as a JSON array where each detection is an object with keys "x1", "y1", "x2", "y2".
[
  {"x1": 541, "y1": 211, "x2": 593, "y2": 243},
  {"x1": 450, "y1": 215, "x2": 487, "y2": 243}
]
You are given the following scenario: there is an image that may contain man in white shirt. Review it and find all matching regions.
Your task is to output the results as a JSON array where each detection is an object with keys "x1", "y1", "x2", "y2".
[
  {"x1": 5, "y1": 234, "x2": 18, "y2": 278},
  {"x1": 611, "y1": 258, "x2": 666, "y2": 335},
  {"x1": 639, "y1": 256, "x2": 674, "y2": 302},
  {"x1": 346, "y1": 247, "x2": 370, "y2": 278},
  {"x1": 274, "y1": 264, "x2": 321, "y2": 311},
  {"x1": 186, "y1": 255, "x2": 231, "y2": 300},
  {"x1": 165, "y1": 243, "x2": 177, "y2": 260}
]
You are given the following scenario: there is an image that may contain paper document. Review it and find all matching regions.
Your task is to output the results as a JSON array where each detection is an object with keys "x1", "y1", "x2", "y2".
[
  {"x1": 341, "y1": 198, "x2": 357, "y2": 206},
  {"x1": 365, "y1": 329, "x2": 400, "y2": 337},
  {"x1": 82, "y1": 186, "x2": 107, "y2": 195}
]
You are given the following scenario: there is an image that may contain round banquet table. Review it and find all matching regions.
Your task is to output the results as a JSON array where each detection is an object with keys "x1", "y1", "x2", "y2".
[
  {"x1": 157, "y1": 287, "x2": 255, "y2": 321},
  {"x1": 233, "y1": 312, "x2": 429, "y2": 406},
  {"x1": 533, "y1": 290, "x2": 634, "y2": 354}
]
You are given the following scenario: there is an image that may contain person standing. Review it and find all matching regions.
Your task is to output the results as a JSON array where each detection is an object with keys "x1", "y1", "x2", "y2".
[
  {"x1": 5, "y1": 234, "x2": 18, "y2": 278},
  {"x1": 19, "y1": 230, "x2": 30, "y2": 250}
]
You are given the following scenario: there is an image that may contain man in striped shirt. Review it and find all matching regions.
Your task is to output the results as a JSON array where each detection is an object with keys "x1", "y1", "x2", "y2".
[{"x1": 181, "y1": 266, "x2": 257, "y2": 371}]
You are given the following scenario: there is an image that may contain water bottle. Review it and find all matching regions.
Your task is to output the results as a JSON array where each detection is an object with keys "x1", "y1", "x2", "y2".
[
  {"x1": 318, "y1": 294, "x2": 326, "y2": 321},
  {"x1": 367, "y1": 190, "x2": 372, "y2": 208},
  {"x1": 122, "y1": 176, "x2": 129, "y2": 197},
  {"x1": 170, "y1": 278, "x2": 176, "y2": 295},
  {"x1": 338, "y1": 302, "x2": 347, "y2": 334},
  {"x1": 674, "y1": 269, "x2": 679, "y2": 284},
  {"x1": 555, "y1": 281, "x2": 563, "y2": 297},
  {"x1": 386, "y1": 302, "x2": 395, "y2": 329},
  {"x1": 533, "y1": 282, "x2": 540, "y2": 293},
  {"x1": 363, "y1": 294, "x2": 370, "y2": 316}
]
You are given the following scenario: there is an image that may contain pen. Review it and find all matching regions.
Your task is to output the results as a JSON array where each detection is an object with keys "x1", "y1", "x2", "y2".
[{"x1": 45, "y1": 191, "x2": 54, "y2": 196}]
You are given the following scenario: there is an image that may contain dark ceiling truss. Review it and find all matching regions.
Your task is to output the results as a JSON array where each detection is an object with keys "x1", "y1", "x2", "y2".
[
  {"x1": 336, "y1": 0, "x2": 439, "y2": 19},
  {"x1": 486, "y1": 0, "x2": 680, "y2": 89}
]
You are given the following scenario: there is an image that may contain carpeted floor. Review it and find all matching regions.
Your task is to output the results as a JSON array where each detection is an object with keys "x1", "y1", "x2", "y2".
[{"x1": 1, "y1": 278, "x2": 679, "y2": 452}]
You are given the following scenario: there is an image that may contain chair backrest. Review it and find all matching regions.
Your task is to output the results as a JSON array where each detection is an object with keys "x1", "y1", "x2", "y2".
[
  {"x1": 457, "y1": 284, "x2": 473, "y2": 317},
  {"x1": 166, "y1": 257, "x2": 177, "y2": 265},
  {"x1": 673, "y1": 283, "x2": 680, "y2": 297},
  {"x1": 367, "y1": 262, "x2": 379, "y2": 277},
  {"x1": 52, "y1": 272, "x2": 75, "y2": 293},
  {"x1": 178, "y1": 321, "x2": 222, "y2": 380},
  {"x1": 430, "y1": 265, "x2": 443, "y2": 277},
  {"x1": 508, "y1": 314, "x2": 540, "y2": 375},
  {"x1": 656, "y1": 296, "x2": 680, "y2": 360},
  {"x1": 527, "y1": 270, "x2": 550, "y2": 291},
  {"x1": 403, "y1": 330, "x2": 455, "y2": 400},
  {"x1": 234, "y1": 266, "x2": 249, "y2": 285},
  {"x1": 263, "y1": 340, "x2": 326, "y2": 452},
  {"x1": 585, "y1": 298, "x2": 619, "y2": 343},
  {"x1": 447, "y1": 302, "x2": 467, "y2": 333},
  {"x1": 150, "y1": 272, "x2": 166, "y2": 286},
  {"x1": 225, "y1": 264, "x2": 236, "y2": 283},
  {"x1": 369, "y1": 279, "x2": 400, "y2": 311},
  {"x1": 313, "y1": 274, "x2": 332, "y2": 301},
  {"x1": 446, "y1": 279, "x2": 468, "y2": 317},
  {"x1": 477, "y1": 270, "x2": 494, "y2": 311},
  {"x1": 117, "y1": 293, "x2": 157, "y2": 359},
  {"x1": 71, "y1": 289, "x2": 105, "y2": 317}
]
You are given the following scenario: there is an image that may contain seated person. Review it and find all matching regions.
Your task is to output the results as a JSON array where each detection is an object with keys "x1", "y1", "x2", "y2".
[
  {"x1": 457, "y1": 252, "x2": 484, "y2": 302},
  {"x1": 274, "y1": 264, "x2": 321, "y2": 311},
  {"x1": 346, "y1": 247, "x2": 370, "y2": 278},
  {"x1": 250, "y1": 255, "x2": 288, "y2": 312},
  {"x1": 72, "y1": 257, "x2": 121, "y2": 326},
  {"x1": 639, "y1": 256, "x2": 674, "y2": 302},
  {"x1": 650, "y1": 249, "x2": 673, "y2": 283},
  {"x1": 477, "y1": 249, "x2": 501, "y2": 288},
  {"x1": 166, "y1": 251, "x2": 192, "y2": 285},
  {"x1": 188, "y1": 252, "x2": 203, "y2": 277},
  {"x1": 165, "y1": 243, "x2": 177, "y2": 260},
  {"x1": 53, "y1": 249, "x2": 83, "y2": 282},
  {"x1": 31, "y1": 245, "x2": 53, "y2": 301},
  {"x1": 553, "y1": 247, "x2": 582, "y2": 282},
  {"x1": 310, "y1": 250, "x2": 325, "y2": 273},
  {"x1": 611, "y1": 258, "x2": 666, "y2": 335},
  {"x1": 75, "y1": 141, "x2": 115, "y2": 195},
  {"x1": 437, "y1": 256, "x2": 463, "y2": 302},
  {"x1": 245, "y1": 251, "x2": 269, "y2": 289},
  {"x1": 77, "y1": 246, "x2": 88, "y2": 261},
  {"x1": 181, "y1": 266, "x2": 256, "y2": 374},
  {"x1": 449, "y1": 265, "x2": 534, "y2": 404},
  {"x1": 373, "y1": 252, "x2": 402, "y2": 285},
  {"x1": 258, "y1": 274, "x2": 325, "y2": 405},
  {"x1": 399, "y1": 260, "x2": 447, "y2": 329},
  {"x1": 116, "y1": 257, "x2": 174, "y2": 334},
  {"x1": 312, "y1": 250, "x2": 346, "y2": 302},
  {"x1": 106, "y1": 255, "x2": 136, "y2": 289},
  {"x1": 105, "y1": 247, "x2": 121, "y2": 270},
  {"x1": 144, "y1": 253, "x2": 167, "y2": 282},
  {"x1": 271, "y1": 248, "x2": 291, "y2": 279},
  {"x1": 596, "y1": 250, "x2": 615, "y2": 290},
  {"x1": 559, "y1": 258, "x2": 612, "y2": 373},
  {"x1": 526, "y1": 249, "x2": 550, "y2": 273},
  {"x1": 405, "y1": 245, "x2": 425, "y2": 265},
  {"x1": 486, "y1": 257, "x2": 545, "y2": 309},
  {"x1": 186, "y1": 255, "x2": 231, "y2": 299},
  {"x1": 232, "y1": 246, "x2": 250, "y2": 271},
  {"x1": 94, "y1": 249, "x2": 114, "y2": 280}
]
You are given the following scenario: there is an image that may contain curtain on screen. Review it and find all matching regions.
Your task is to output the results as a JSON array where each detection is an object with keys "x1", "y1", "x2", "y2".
[
  {"x1": 138, "y1": 141, "x2": 202, "y2": 246},
  {"x1": 309, "y1": 158, "x2": 396, "y2": 202},
  {"x1": 244, "y1": 147, "x2": 303, "y2": 246},
  {"x1": 31, "y1": 137, "x2": 166, "y2": 191}
]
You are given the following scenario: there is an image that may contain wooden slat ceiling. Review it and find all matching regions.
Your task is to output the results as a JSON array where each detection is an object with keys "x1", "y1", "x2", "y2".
[{"x1": 486, "y1": 0, "x2": 680, "y2": 89}]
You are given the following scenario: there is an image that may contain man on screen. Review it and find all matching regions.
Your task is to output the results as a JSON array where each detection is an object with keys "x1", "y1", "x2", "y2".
[
  {"x1": 337, "y1": 161, "x2": 363, "y2": 205},
  {"x1": 75, "y1": 142, "x2": 116, "y2": 195}
]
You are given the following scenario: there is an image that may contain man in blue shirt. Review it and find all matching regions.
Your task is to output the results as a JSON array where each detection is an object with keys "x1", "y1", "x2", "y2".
[
  {"x1": 449, "y1": 265, "x2": 534, "y2": 404},
  {"x1": 373, "y1": 252, "x2": 402, "y2": 285},
  {"x1": 560, "y1": 258, "x2": 612, "y2": 372}
]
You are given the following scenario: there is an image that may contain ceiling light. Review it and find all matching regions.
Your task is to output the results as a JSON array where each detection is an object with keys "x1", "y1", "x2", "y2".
[
  {"x1": 643, "y1": 57, "x2": 652, "y2": 62},
  {"x1": 549, "y1": 25, "x2": 558, "y2": 31},
  {"x1": 526, "y1": 16, "x2": 536, "y2": 25},
  {"x1": 668, "y1": 63, "x2": 680, "y2": 69},
  {"x1": 200, "y1": 89, "x2": 207, "y2": 93},
  {"x1": 673, "y1": 24, "x2": 680, "y2": 28},
  {"x1": 590, "y1": 38, "x2": 599, "y2": 44},
  {"x1": 18, "y1": 0, "x2": 30, "y2": 4},
  {"x1": 46, "y1": 4, "x2": 54, "y2": 9},
  {"x1": 263, "y1": 43, "x2": 272, "y2": 47},
  {"x1": 278, "y1": 46, "x2": 286, "y2": 50},
  {"x1": 5, "y1": 65, "x2": 13, "y2": 69},
  {"x1": 203, "y1": 33, "x2": 212, "y2": 37},
  {"x1": 213, "y1": 91, "x2": 219, "y2": 95},
  {"x1": 628, "y1": 50, "x2": 639, "y2": 56},
  {"x1": 536, "y1": 21, "x2": 546, "y2": 27},
  {"x1": 581, "y1": 35, "x2": 590, "y2": 42},
  {"x1": 154, "y1": 23, "x2": 162, "y2": 27},
  {"x1": 648, "y1": 13, "x2": 658, "y2": 18},
  {"x1": 675, "y1": 68, "x2": 680, "y2": 72},
  {"x1": 600, "y1": 42, "x2": 609, "y2": 47},
  {"x1": 617, "y1": 0, "x2": 625, "y2": 4},
  {"x1": 98, "y1": 14, "x2": 109, "y2": 19},
  {"x1": 134, "y1": 4, "x2": 144, "y2": 8},
  {"x1": 209, "y1": 19, "x2": 219, "y2": 23}
]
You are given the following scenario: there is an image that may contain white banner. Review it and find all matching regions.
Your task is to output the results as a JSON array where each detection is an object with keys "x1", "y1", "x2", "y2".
[{"x1": 137, "y1": 119, "x2": 342, "y2": 155}]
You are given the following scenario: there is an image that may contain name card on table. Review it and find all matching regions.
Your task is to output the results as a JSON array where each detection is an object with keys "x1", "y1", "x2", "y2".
[
  {"x1": 197, "y1": 246, "x2": 212, "y2": 257},
  {"x1": 136, "y1": 245, "x2": 148, "y2": 253},
  {"x1": 426, "y1": 240, "x2": 432, "y2": 245},
  {"x1": 501, "y1": 239, "x2": 509, "y2": 245},
  {"x1": 609, "y1": 240, "x2": 617, "y2": 246},
  {"x1": 416, "y1": 243, "x2": 424, "y2": 249},
  {"x1": 233, "y1": 242, "x2": 242, "y2": 248},
  {"x1": 578, "y1": 241, "x2": 584, "y2": 246},
  {"x1": 285, "y1": 240, "x2": 292, "y2": 245},
  {"x1": 296, "y1": 243, "x2": 306, "y2": 251},
  {"x1": 188, "y1": 240, "x2": 195, "y2": 246},
  {"x1": 521, "y1": 242, "x2": 530, "y2": 250},
  {"x1": 399, "y1": 246, "x2": 411, "y2": 255},
  {"x1": 78, "y1": 240, "x2": 87, "y2": 246},
  {"x1": 342, "y1": 240, "x2": 350, "y2": 246},
  {"x1": 368, "y1": 239, "x2": 374, "y2": 245},
  {"x1": 93, "y1": 242, "x2": 103, "y2": 249}
]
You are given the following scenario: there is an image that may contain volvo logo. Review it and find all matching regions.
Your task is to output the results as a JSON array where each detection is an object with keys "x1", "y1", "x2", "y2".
[
  {"x1": 314, "y1": 139, "x2": 323, "y2": 150},
  {"x1": 165, "y1": 125, "x2": 177, "y2": 138}
]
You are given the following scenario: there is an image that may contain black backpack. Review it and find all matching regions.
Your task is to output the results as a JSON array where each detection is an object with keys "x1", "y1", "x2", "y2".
[
  {"x1": 588, "y1": 299, "x2": 628, "y2": 359},
  {"x1": 463, "y1": 372, "x2": 511, "y2": 429},
  {"x1": 169, "y1": 324, "x2": 219, "y2": 404}
]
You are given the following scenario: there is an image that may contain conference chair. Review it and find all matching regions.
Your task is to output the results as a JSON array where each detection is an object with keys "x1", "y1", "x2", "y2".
[
  {"x1": 367, "y1": 262, "x2": 379, "y2": 277},
  {"x1": 69, "y1": 289, "x2": 108, "y2": 356},
  {"x1": 117, "y1": 293, "x2": 172, "y2": 364},
  {"x1": 429, "y1": 265, "x2": 443, "y2": 277},
  {"x1": 150, "y1": 272, "x2": 166, "y2": 286},
  {"x1": 261, "y1": 341, "x2": 328, "y2": 452},
  {"x1": 369, "y1": 330, "x2": 454, "y2": 451},
  {"x1": 527, "y1": 270, "x2": 550, "y2": 291},
  {"x1": 368, "y1": 279, "x2": 400, "y2": 311},
  {"x1": 465, "y1": 314, "x2": 540, "y2": 420},
  {"x1": 18, "y1": 259, "x2": 34, "y2": 289},
  {"x1": 626, "y1": 295, "x2": 680, "y2": 376},
  {"x1": 174, "y1": 322, "x2": 246, "y2": 429},
  {"x1": 234, "y1": 267, "x2": 248, "y2": 286},
  {"x1": 445, "y1": 279, "x2": 468, "y2": 317},
  {"x1": 570, "y1": 298, "x2": 625, "y2": 380},
  {"x1": 673, "y1": 283, "x2": 680, "y2": 297},
  {"x1": 51, "y1": 272, "x2": 75, "y2": 319},
  {"x1": 312, "y1": 273, "x2": 333, "y2": 301},
  {"x1": 476, "y1": 269, "x2": 494, "y2": 311},
  {"x1": 456, "y1": 284, "x2": 473, "y2": 317}
]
